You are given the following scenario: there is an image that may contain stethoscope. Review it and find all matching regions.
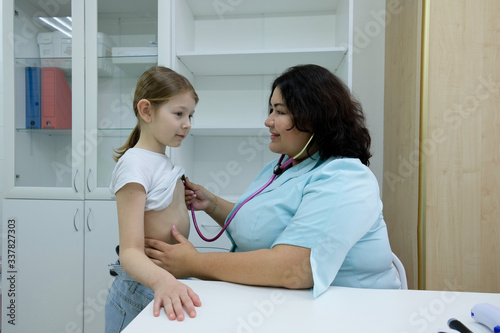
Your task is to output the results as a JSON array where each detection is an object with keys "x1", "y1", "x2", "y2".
[{"x1": 186, "y1": 134, "x2": 315, "y2": 242}]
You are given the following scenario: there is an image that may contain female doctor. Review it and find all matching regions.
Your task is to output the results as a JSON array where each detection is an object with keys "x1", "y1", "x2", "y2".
[{"x1": 145, "y1": 64, "x2": 401, "y2": 297}]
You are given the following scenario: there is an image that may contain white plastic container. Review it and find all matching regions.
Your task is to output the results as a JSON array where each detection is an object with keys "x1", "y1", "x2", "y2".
[
  {"x1": 37, "y1": 31, "x2": 115, "y2": 76},
  {"x1": 96, "y1": 32, "x2": 115, "y2": 57},
  {"x1": 37, "y1": 31, "x2": 72, "y2": 58},
  {"x1": 37, "y1": 31, "x2": 115, "y2": 58}
]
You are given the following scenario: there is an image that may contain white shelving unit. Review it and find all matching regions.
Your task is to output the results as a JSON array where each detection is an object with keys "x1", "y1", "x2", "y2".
[
  {"x1": 170, "y1": 0, "x2": 353, "y2": 250},
  {"x1": 177, "y1": 47, "x2": 348, "y2": 76},
  {"x1": 172, "y1": 0, "x2": 351, "y2": 130}
]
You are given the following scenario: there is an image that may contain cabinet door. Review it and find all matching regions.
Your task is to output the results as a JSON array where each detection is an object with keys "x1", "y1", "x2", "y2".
[
  {"x1": 83, "y1": 0, "x2": 160, "y2": 199},
  {"x1": 2, "y1": 0, "x2": 85, "y2": 199},
  {"x1": 83, "y1": 200, "x2": 119, "y2": 333},
  {"x1": 2, "y1": 199, "x2": 84, "y2": 333}
]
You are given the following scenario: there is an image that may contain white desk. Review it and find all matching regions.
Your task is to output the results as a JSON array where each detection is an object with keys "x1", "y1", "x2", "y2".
[{"x1": 123, "y1": 280, "x2": 500, "y2": 333}]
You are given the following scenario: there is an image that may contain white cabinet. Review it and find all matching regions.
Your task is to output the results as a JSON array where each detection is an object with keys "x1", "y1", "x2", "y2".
[
  {"x1": 1, "y1": 0, "x2": 155, "y2": 331},
  {"x1": 169, "y1": 0, "x2": 352, "y2": 250},
  {"x1": 2, "y1": 0, "x2": 85, "y2": 200},
  {"x1": 1, "y1": 0, "x2": 165, "y2": 200},
  {"x1": 1, "y1": 199, "x2": 118, "y2": 333},
  {"x1": 82, "y1": 200, "x2": 120, "y2": 333},
  {"x1": 2, "y1": 200, "x2": 83, "y2": 332}
]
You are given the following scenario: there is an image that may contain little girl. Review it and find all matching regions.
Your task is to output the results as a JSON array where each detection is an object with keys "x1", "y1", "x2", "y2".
[{"x1": 105, "y1": 66, "x2": 201, "y2": 332}]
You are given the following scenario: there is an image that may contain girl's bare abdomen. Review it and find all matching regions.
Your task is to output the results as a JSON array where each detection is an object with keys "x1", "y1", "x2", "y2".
[{"x1": 143, "y1": 179, "x2": 190, "y2": 244}]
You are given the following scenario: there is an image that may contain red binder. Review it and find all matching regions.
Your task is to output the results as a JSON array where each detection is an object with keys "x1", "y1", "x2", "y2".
[{"x1": 41, "y1": 67, "x2": 72, "y2": 129}]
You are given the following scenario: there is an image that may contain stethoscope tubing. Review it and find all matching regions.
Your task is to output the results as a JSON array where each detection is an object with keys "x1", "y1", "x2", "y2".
[
  {"x1": 190, "y1": 133, "x2": 314, "y2": 242},
  {"x1": 190, "y1": 154, "x2": 292, "y2": 242}
]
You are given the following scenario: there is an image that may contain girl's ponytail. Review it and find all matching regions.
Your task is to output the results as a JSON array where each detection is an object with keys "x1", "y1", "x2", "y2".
[{"x1": 113, "y1": 125, "x2": 141, "y2": 162}]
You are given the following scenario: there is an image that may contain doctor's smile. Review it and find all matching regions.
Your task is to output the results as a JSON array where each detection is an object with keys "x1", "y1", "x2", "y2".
[{"x1": 269, "y1": 131, "x2": 279, "y2": 140}]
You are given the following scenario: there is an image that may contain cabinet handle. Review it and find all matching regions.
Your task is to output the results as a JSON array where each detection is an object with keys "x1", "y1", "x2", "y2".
[
  {"x1": 73, "y1": 209, "x2": 80, "y2": 231},
  {"x1": 73, "y1": 169, "x2": 79, "y2": 193},
  {"x1": 86, "y1": 208, "x2": 92, "y2": 231},
  {"x1": 86, "y1": 169, "x2": 92, "y2": 193}
]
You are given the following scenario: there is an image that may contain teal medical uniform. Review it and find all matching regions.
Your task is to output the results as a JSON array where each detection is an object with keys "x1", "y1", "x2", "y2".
[{"x1": 226, "y1": 153, "x2": 401, "y2": 298}]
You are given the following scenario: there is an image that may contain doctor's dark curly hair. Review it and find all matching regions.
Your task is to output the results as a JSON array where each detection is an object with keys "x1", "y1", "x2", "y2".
[{"x1": 270, "y1": 64, "x2": 372, "y2": 166}]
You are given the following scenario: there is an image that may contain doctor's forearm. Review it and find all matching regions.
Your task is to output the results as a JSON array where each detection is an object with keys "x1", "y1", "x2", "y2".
[{"x1": 190, "y1": 246, "x2": 313, "y2": 289}]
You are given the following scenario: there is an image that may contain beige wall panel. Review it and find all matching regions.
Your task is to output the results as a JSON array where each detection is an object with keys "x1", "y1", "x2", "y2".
[
  {"x1": 424, "y1": 0, "x2": 500, "y2": 292},
  {"x1": 479, "y1": 0, "x2": 500, "y2": 292},
  {"x1": 383, "y1": 0, "x2": 422, "y2": 289}
]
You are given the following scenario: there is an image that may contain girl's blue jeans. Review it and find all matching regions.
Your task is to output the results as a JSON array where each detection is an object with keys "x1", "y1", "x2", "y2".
[{"x1": 105, "y1": 261, "x2": 154, "y2": 333}]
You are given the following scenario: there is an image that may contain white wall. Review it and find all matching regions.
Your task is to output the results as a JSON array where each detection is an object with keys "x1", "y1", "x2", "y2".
[{"x1": 351, "y1": 0, "x2": 386, "y2": 192}]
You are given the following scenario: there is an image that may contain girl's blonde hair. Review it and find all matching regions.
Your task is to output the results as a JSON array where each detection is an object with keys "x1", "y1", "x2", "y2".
[{"x1": 113, "y1": 66, "x2": 198, "y2": 162}]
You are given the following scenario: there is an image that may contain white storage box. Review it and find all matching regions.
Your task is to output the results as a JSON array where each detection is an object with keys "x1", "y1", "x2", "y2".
[
  {"x1": 37, "y1": 31, "x2": 115, "y2": 58},
  {"x1": 37, "y1": 31, "x2": 71, "y2": 58},
  {"x1": 37, "y1": 31, "x2": 115, "y2": 76}
]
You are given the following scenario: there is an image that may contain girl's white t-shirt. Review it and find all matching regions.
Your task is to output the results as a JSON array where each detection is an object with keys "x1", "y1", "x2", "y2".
[{"x1": 109, "y1": 148, "x2": 185, "y2": 211}]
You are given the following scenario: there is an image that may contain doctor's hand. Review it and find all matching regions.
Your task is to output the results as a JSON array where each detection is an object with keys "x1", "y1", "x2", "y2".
[
  {"x1": 183, "y1": 177, "x2": 216, "y2": 213},
  {"x1": 145, "y1": 226, "x2": 198, "y2": 279}
]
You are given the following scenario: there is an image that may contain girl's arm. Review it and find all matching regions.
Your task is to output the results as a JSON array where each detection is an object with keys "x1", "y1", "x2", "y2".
[
  {"x1": 145, "y1": 228, "x2": 313, "y2": 289},
  {"x1": 116, "y1": 183, "x2": 201, "y2": 321}
]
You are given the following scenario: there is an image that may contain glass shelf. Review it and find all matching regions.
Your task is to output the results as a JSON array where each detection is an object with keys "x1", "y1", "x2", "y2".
[
  {"x1": 15, "y1": 58, "x2": 44, "y2": 66},
  {"x1": 96, "y1": 128, "x2": 133, "y2": 138},
  {"x1": 16, "y1": 55, "x2": 157, "y2": 62},
  {"x1": 110, "y1": 55, "x2": 158, "y2": 76},
  {"x1": 15, "y1": 55, "x2": 158, "y2": 78},
  {"x1": 16, "y1": 128, "x2": 72, "y2": 136},
  {"x1": 16, "y1": 57, "x2": 73, "y2": 75}
]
